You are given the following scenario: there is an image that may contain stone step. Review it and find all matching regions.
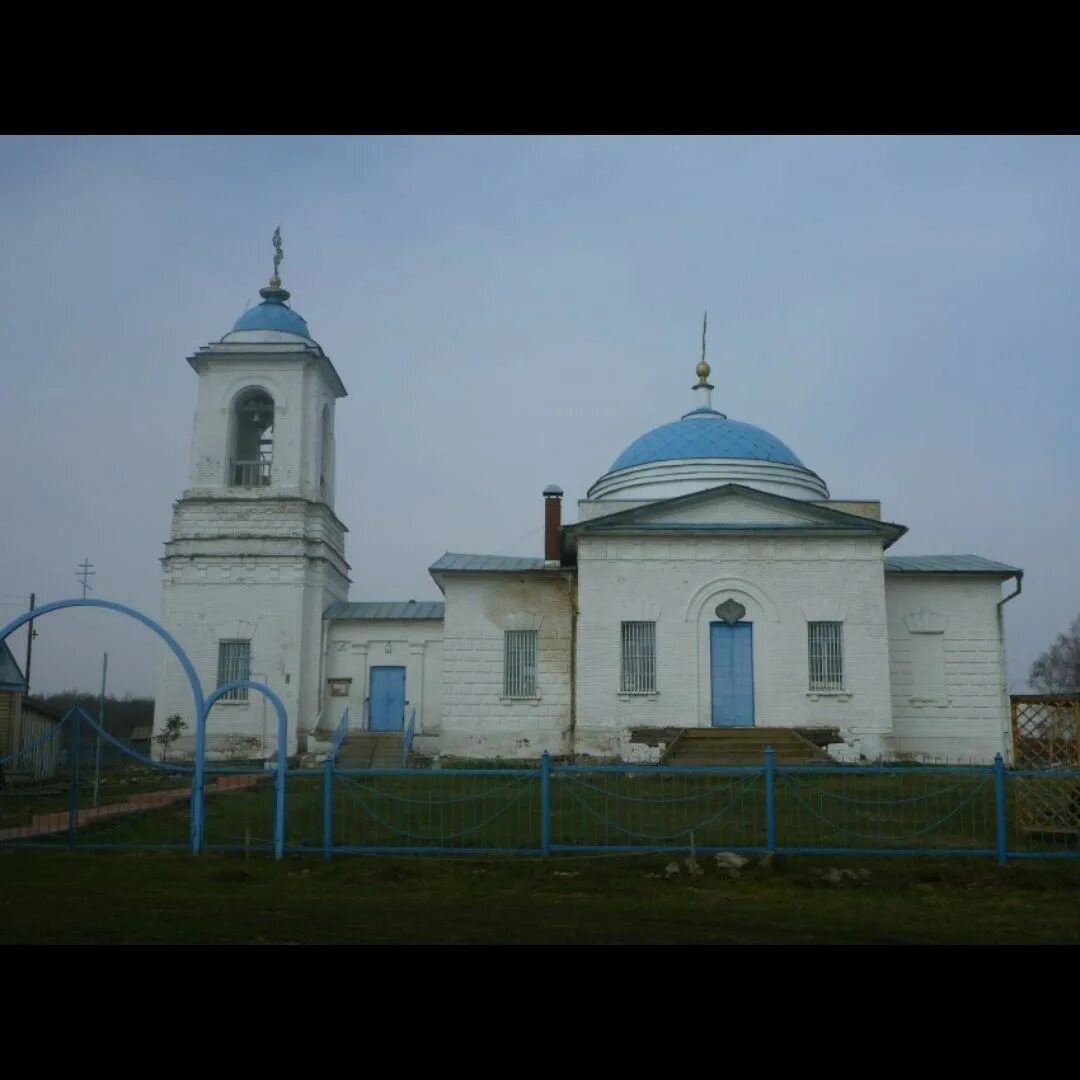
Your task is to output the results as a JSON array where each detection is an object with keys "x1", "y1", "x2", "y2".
[
  {"x1": 663, "y1": 727, "x2": 829, "y2": 766},
  {"x1": 678, "y1": 730, "x2": 807, "y2": 739},
  {"x1": 338, "y1": 732, "x2": 405, "y2": 769}
]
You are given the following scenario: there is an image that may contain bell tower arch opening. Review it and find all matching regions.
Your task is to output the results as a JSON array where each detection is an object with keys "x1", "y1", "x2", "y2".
[{"x1": 230, "y1": 388, "x2": 274, "y2": 487}]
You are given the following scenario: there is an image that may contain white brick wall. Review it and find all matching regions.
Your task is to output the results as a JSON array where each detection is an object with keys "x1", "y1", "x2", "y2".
[
  {"x1": 575, "y1": 535, "x2": 895, "y2": 760},
  {"x1": 166, "y1": 499, "x2": 349, "y2": 569},
  {"x1": 153, "y1": 558, "x2": 348, "y2": 758},
  {"x1": 885, "y1": 574, "x2": 1010, "y2": 763},
  {"x1": 324, "y1": 620, "x2": 443, "y2": 739},
  {"x1": 439, "y1": 573, "x2": 574, "y2": 758}
]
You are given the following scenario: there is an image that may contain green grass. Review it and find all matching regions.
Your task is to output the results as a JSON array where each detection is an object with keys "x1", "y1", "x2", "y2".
[
  {"x1": 0, "y1": 770, "x2": 191, "y2": 828},
  {"x1": 2, "y1": 850, "x2": 1080, "y2": 944}
]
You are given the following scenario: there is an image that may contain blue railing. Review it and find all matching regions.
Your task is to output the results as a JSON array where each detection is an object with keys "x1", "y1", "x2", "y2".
[
  {"x1": 7, "y1": 732, "x2": 1080, "y2": 863},
  {"x1": 298, "y1": 749, "x2": 1080, "y2": 861},
  {"x1": 402, "y1": 707, "x2": 416, "y2": 768},
  {"x1": 329, "y1": 707, "x2": 350, "y2": 761}
]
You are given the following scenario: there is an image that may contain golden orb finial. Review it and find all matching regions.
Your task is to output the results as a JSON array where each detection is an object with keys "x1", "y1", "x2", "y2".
[{"x1": 696, "y1": 358, "x2": 711, "y2": 381}]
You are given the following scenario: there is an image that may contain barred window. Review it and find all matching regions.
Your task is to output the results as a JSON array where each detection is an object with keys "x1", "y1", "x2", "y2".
[
  {"x1": 808, "y1": 621, "x2": 843, "y2": 691},
  {"x1": 217, "y1": 639, "x2": 252, "y2": 701},
  {"x1": 621, "y1": 621, "x2": 657, "y2": 693},
  {"x1": 503, "y1": 630, "x2": 537, "y2": 698}
]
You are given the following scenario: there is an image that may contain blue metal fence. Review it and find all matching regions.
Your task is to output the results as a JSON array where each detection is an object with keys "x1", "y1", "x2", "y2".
[
  {"x1": 403, "y1": 707, "x2": 416, "y2": 768},
  {"x1": 294, "y1": 750, "x2": 1080, "y2": 863},
  {"x1": 5, "y1": 725, "x2": 1080, "y2": 861}
]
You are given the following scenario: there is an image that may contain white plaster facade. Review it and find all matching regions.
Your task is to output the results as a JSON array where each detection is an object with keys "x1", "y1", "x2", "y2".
[
  {"x1": 885, "y1": 575, "x2": 1013, "y2": 763},
  {"x1": 152, "y1": 264, "x2": 1023, "y2": 766},
  {"x1": 430, "y1": 570, "x2": 575, "y2": 759},
  {"x1": 573, "y1": 530, "x2": 894, "y2": 759}
]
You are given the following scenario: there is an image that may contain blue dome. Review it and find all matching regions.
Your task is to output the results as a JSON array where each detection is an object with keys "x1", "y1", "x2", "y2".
[
  {"x1": 230, "y1": 299, "x2": 312, "y2": 339},
  {"x1": 611, "y1": 412, "x2": 805, "y2": 471}
]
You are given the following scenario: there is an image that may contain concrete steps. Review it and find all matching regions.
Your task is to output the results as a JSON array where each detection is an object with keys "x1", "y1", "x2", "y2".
[
  {"x1": 337, "y1": 732, "x2": 404, "y2": 770},
  {"x1": 663, "y1": 728, "x2": 830, "y2": 766}
]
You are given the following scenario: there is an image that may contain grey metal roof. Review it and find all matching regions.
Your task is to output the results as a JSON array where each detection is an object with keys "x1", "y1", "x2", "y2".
[
  {"x1": 0, "y1": 640, "x2": 27, "y2": 693},
  {"x1": 884, "y1": 555, "x2": 1022, "y2": 575},
  {"x1": 429, "y1": 553, "x2": 548, "y2": 573},
  {"x1": 586, "y1": 523, "x2": 884, "y2": 533},
  {"x1": 325, "y1": 601, "x2": 445, "y2": 621}
]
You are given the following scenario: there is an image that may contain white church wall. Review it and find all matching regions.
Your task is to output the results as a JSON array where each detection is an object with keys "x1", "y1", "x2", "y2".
[
  {"x1": 158, "y1": 500, "x2": 349, "y2": 754},
  {"x1": 439, "y1": 573, "x2": 574, "y2": 759},
  {"x1": 324, "y1": 620, "x2": 443, "y2": 741},
  {"x1": 885, "y1": 575, "x2": 1010, "y2": 764},
  {"x1": 574, "y1": 534, "x2": 895, "y2": 760},
  {"x1": 166, "y1": 499, "x2": 348, "y2": 557},
  {"x1": 153, "y1": 559, "x2": 311, "y2": 760}
]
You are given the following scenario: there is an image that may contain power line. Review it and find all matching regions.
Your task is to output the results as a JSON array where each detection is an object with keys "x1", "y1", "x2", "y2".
[{"x1": 490, "y1": 523, "x2": 545, "y2": 553}]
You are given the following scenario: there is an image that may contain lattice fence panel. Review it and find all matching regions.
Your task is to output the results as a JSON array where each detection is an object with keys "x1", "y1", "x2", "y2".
[{"x1": 1012, "y1": 696, "x2": 1080, "y2": 834}]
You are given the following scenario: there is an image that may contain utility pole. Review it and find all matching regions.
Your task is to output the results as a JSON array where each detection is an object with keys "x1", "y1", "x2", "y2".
[
  {"x1": 75, "y1": 559, "x2": 95, "y2": 599},
  {"x1": 24, "y1": 592, "x2": 37, "y2": 693},
  {"x1": 93, "y1": 652, "x2": 107, "y2": 808}
]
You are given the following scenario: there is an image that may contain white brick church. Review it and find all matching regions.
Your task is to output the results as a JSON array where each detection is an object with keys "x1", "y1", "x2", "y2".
[{"x1": 153, "y1": 250, "x2": 1023, "y2": 765}]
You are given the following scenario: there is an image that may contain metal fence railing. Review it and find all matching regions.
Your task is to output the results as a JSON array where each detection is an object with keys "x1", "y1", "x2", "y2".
[
  {"x1": 403, "y1": 707, "x2": 416, "y2": 768},
  {"x1": 5, "y1": 732, "x2": 1080, "y2": 861}
]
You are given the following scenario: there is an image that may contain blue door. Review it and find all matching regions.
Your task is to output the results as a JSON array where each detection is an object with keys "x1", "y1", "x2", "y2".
[
  {"x1": 710, "y1": 622, "x2": 754, "y2": 727},
  {"x1": 369, "y1": 666, "x2": 406, "y2": 731}
]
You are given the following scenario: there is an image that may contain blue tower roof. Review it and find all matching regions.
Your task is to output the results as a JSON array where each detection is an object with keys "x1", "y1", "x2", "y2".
[
  {"x1": 230, "y1": 298, "x2": 312, "y2": 339},
  {"x1": 611, "y1": 411, "x2": 805, "y2": 471}
]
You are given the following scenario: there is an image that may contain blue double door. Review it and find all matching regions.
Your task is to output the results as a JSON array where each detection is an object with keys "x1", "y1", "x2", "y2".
[
  {"x1": 710, "y1": 622, "x2": 754, "y2": 727},
  {"x1": 369, "y1": 665, "x2": 406, "y2": 731}
]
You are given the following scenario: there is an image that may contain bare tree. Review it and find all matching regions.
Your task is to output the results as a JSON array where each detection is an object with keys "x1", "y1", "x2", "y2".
[
  {"x1": 1030, "y1": 615, "x2": 1080, "y2": 693},
  {"x1": 155, "y1": 714, "x2": 187, "y2": 762}
]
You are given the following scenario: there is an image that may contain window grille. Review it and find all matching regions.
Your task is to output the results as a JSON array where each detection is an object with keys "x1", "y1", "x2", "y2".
[
  {"x1": 621, "y1": 621, "x2": 657, "y2": 693},
  {"x1": 503, "y1": 630, "x2": 537, "y2": 698},
  {"x1": 808, "y1": 621, "x2": 843, "y2": 691},
  {"x1": 217, "y1": 639, "x2": 252, "y2": 701}
]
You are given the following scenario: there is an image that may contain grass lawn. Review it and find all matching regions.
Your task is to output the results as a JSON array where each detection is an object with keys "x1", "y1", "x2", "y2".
[{"x1": 2, "y1": 850, "x2": 1080, "y2": 944}]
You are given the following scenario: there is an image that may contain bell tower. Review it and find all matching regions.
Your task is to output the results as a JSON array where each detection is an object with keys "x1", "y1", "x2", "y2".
[{"x1": 152, "y1": 231, "x2": 350, "y2": 758}]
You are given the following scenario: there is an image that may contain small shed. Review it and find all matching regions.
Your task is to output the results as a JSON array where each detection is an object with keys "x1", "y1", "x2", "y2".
[{"x1": 0, "y1": 640, "x2": 28, "y2": 758}]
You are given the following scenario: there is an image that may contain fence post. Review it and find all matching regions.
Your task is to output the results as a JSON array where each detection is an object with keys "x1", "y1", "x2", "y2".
[
  {"x1": 540, "y1": 751, "x2": 551, "y2": 856},
  {"x1": 323, "y1": 756, "x2": 334, "y2": 863},
  {"x1": 994, "y1": 752, "x2": 1007, "y2": 866},
  {"x1": 68, "y1": 711, "x2": 81, "y2": 849},
  {"x1": 274, "y1": 756, "x2": 286, "y2": 862},
  {"x1": 764, "y1": 745, "x2": 776, "y2": 855},
  {"x1": 192, "y1": 703, "x2": 206, "y2": 856}
]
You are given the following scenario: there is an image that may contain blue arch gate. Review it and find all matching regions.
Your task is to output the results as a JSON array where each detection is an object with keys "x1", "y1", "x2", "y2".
[{"x1": 0, "y1": 598, "x2": 290, "y2": 858}]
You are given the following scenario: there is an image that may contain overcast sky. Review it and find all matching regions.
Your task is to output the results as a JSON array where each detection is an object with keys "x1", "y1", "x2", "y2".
[{"x1": 1, "y1": 135, "x2": 1077, "y2": 697}]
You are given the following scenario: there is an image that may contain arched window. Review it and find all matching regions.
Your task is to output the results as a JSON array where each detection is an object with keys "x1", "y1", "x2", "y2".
[
  {"x1": 231, "y1": 389, "x2": 274, "y2": 487},
  {"x1": 320, "y1": 403, "x2": 332, "y2": 501}
]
